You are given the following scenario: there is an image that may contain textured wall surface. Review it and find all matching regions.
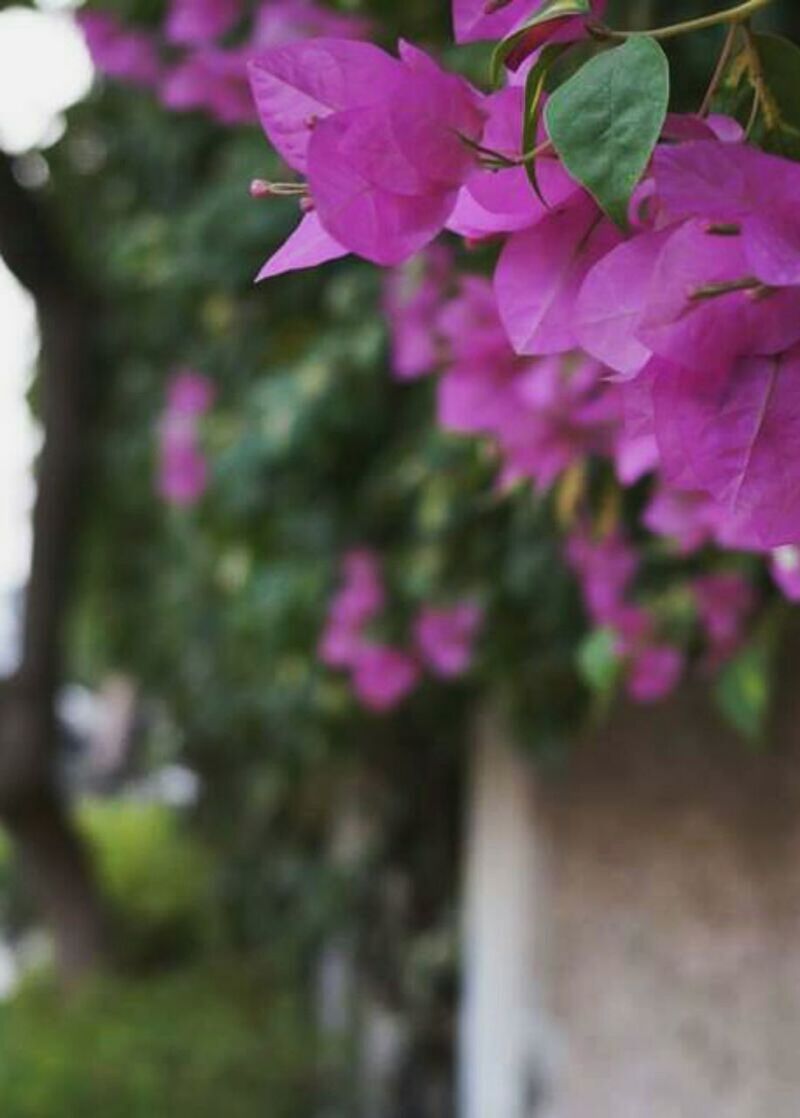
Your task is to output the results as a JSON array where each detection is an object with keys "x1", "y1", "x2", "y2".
[{"x1": 538, "y1": 684, "x2": 800, "y2": 1118}]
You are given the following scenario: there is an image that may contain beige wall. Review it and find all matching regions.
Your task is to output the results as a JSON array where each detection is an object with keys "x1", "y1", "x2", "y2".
[{"x1": 538, "y1": 685, "x2": 800, "y2": 1117}]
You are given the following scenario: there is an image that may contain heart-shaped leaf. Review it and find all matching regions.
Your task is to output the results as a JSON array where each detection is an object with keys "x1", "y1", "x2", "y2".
[{"x1": 545, "y1": 35, "x2": 669, "y2": 227}]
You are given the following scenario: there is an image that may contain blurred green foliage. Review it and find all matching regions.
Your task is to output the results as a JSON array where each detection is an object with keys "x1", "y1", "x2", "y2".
[
  {"x1": 0, "y1": 962, "x2": 322, "y2": 1118},
  {"x1": 77, "y1": 800, "x2": 218, "y2": 966}
]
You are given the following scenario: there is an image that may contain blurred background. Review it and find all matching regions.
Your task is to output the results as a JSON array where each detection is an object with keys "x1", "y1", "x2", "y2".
[{"x1": 2, "y1": 1, "x2": 800, "y2": 1116}]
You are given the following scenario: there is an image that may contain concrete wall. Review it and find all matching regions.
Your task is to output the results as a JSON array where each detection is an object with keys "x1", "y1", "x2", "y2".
[{"x1": 538, "y1": 685, "x2": 800, "y2": 1117}]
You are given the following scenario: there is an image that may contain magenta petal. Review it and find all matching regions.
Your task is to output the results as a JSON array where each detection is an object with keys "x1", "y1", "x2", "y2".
[
  {"x1": 627, "y1": 645, "x2": 683, "y2": 703},
  {"x1": 257, "y1": 212, "x2": 348, "y2": 280},
  {"x1": 745, "y1": 209, "x2": 800, "y2": 287},
  {"x1": 654, "y1": 347, "x2": 800, "y2": 548},
  {"x1": 308, "y1": 111, "x2": 458, "y2": 265},
  {"x1": 388, "y1": 69, "x2": 483, "y2": 193},
  {"x1": 637, "y1": 220, "x2": 800, "y2": 375},
  {"x1": 453, "y1": 0, "x2": 543, "y2": 44},
  {"x1": 165, "y1": 0, "x2": 241, "y2": 45},
  {"x1": 383, "y1": 245, "x2": 452, "y2": 379},
  {"x1": 252, "y1": 0, "x2": 372, "y2": 46},
  {"x1": 248, "y1": 40, "x2": 404, "y2": 173},
  {"x1": 495, "y1": 196, "x2": 621, "y2": 356},
  {"x1": 644, "y1": 487, "x2": 718, "y2": 554},
  {"x1": 575, "y1": 227, "x2": 672, "y2": 378},
  {"x1": 452, "y1": 0, "x2": 605, "y2": 47},
  {"x1": 654, "y1": 141, "x2": 800, "y2": 286},
  {"x1": 465, "y1": 89, "x2": 576, "y2": 221},
  {"x1": 653, "y1": 140, "x2": 751, "y2": 223},
  {"x1": 351, "y1": 645, "x2": 420, "y2": 712},
  {"x1": 446, "y1": 187, "x2": 527, "y2": 238},
  {"x1": 437, "y1": 363, "x2": 516, "y2": 434},
  {"x1": 414, "y1": 602, "x2": 482, "y2": 678}
]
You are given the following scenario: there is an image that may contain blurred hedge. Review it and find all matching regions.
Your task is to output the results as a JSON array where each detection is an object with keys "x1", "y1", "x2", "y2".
[{"x1": 0, "y1": 962, "x2": 323, "y2": 1118}]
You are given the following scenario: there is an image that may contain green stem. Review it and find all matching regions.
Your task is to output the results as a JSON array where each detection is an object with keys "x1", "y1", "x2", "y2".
[
  {"x1": 509, "y1": 140, "x2": 554, "y2": 167},
  {"x1": 592, "y1": 0, "x2": 775, "y2": 42},
  {"x1": 690, "y1": 277, "x2": 763, "y2": 301},
  {"x1": 698, "y1": 21, "x2": 739, "y2": 115}
]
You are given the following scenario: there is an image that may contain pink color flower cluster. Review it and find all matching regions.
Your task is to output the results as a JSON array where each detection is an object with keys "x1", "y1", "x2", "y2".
[
  {"x1": 576, "y1": 140, "x2": 800, "y2": 552},
  {"x1": 79, "y1": 0, "x2": 370, "y2": 125},
  {"x1": 383, "y1": 250, "x2": 655, "y2": 495},
  {"x1": 158, "y1": 369, "x2": 215, "y2": 507},
  {"x1": 566, "y1": 527, "x2": 684, "y2": 704},
  {"x1": 248, "y1": 6, "x2": 800, "y2": 563},
  {"x1": 318, "y1": 550, "x2": 482, "y2": 711}
]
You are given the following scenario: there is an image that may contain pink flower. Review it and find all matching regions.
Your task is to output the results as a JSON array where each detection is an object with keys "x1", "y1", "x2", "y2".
[
  {"x1": 351, "y1": 645, "x2": 420, "y2": 712},
  {"x1": 626, "y1": 645, "x2": 683, "y2": 704},
  {"x1": 166, "y1": 369, "x2": 216, "y2": 416},
  {"x1": 159, "y1": 436, "x2": 209, "y2": 506},
  {"x1": 653, "y1": 140, "x2": 800, "y2": 288},
  {"x1": 495, "y1": 192, "x2": 622, "y2": 357},
  {"x1": 448, "y1": 88, "x2": 578, "y2": 241},
  {"x1": 165, "y1": 0, "x2": 242, "y2": 45},
  {"x1": 317, "y1": 618, "x2": 367, "y2": 670},
  {"x1": 494, "y1": 355, "x2": 618, "y2": 490},
  {"x1": 252, "y1": 0, "x2": 371, "y2": 47},
  {"x1": 693, "y1": 573, "x2": 754, "y2": 666},
  {"x1": 652, "y1": 348, "x2": 800, "y2": 549},
  {"x1": 335, "y1": 549, "x2": 385, "y2": 627},
  {"x1": 157, "y1": 370, "x2": 214, "y2": 507},
  {"x1": 643, "y1": 487, "x2": 723, "y2": 555},
  {"x1": 78, "y1": 12, "x2": 161, "y2": 87},
  {"x1": 567, "y1": 528, "x2": 683, "y2": 704},
  {"x1": 383, "y1": 246, "x2": 452, "y2": 380},
  {"x1": 249, "y1": 39, "x2": 484, "y2": 274},
  {"x1": 566, "y1": 529, "x2": 638, "y2": 627},
  {"x1": 414, "y1": 602, "x2": 483, "y2": 678},
  {"x1": 161, "y1": 48, "x2": 257, "y2": 124},
  {"x1": 317, "y1": 549, "x2": 385, "y2": 670}
]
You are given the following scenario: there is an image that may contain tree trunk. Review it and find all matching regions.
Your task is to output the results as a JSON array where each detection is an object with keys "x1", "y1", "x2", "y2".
[{"x1": 0, "y1": 153, "x2": 109, "y2": 982}]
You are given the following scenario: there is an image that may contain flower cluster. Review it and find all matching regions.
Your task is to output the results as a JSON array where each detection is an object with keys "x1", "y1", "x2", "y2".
[
  {"x1": 244, "y1": 0, "x2": 800, "y2": 709},
  {"x1": 384, "y1": 251, "x2": 654, "y2": 493},
  {"x1": 158, "y1": 369, "x2": 215, "y2": 507},
  {"x1": 566, "y1": 527, "x2": 685, "y2": 703},
  {"x1": 318, "y1": 550, "x2": 482, "y2": 711},
  {"x1": 79, "y1": 0, "x2": 369, "y2": 125}
]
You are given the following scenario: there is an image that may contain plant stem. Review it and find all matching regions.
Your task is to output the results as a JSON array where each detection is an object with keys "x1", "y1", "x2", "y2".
[
  {"x1": 698, "y1": 21, "x2": 740, "y2": 115},
  {"x1": 592, "y1": 0, "x2": 775, "y2": 42},
  {"x1": 690, "y1": 277, "x2": 763, "y2": 301}
]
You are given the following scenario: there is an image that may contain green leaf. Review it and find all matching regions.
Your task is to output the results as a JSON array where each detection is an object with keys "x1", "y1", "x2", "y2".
[
  {"x1": 714, "y1": 640, "x2": 771, "y2": 746},
  {"x1": 749, "y1": 33, "x2": 800, "y2": 160},
  {"x1": 490, "y1": 0, "x2": 591, "y2": 87},
  {"x1": 544, "y1": 36, "x2": 670, "y2": 228},
  {"x1": 577, "y1": 627, "x2": 622, "y2": 695}
]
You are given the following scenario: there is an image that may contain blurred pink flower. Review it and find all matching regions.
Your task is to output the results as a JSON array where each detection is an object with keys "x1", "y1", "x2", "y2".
[
  {"x1": 414, "y1": 602, "x2": 483, "y2": 678},
  {"x1": 78, "y1": 11, "x2": 161, "y2": 87},
  {"x1": 165, "y1": 0, "x2": 242, "y2": 45},
  {"x1": 158, "y1": 370, "x2": 214, "y2": 506},
  {"x1": 626, "y1": 645, "x2": 683, "y2": 704},
  {"x1": 351, "y1": 644, "x2": 420, "y2": 712}
]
